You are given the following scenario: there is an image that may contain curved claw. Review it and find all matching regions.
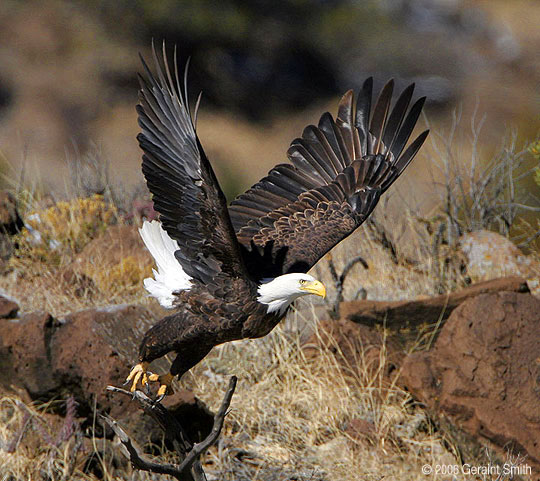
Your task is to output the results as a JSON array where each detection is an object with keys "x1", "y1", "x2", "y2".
[
  {"x1": 125, "y1": 362, "x2": 149, "y2": 392},
  {"x1": 155, "y1": 393, "x2": 167, "y2": 404}
]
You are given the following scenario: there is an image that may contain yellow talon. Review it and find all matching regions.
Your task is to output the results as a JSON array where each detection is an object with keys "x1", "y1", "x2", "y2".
[
  {"x1": 148, "y1": 372, "x2": 175, "y2": 398},
  {"x1": 125, "y1": 362, "x2": 149, "y2": 392}
]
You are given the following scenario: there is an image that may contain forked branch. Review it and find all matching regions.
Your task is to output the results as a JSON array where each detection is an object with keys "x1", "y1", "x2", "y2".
[
  {"x1": 327, "y1": 254, "x2": 369, "y2": 319},
  {"x1": 104, "y1": 376, "x2": 237, "y2": 481}
]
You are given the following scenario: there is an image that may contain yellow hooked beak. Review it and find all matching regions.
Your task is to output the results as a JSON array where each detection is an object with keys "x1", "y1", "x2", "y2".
[{"x1": 300, "y1": 279, "x2": 326, "y2": 299}]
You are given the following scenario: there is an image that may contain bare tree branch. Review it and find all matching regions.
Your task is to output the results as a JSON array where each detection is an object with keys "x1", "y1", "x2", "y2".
[
  {"x1": 104, "y1": 376, "x2": 237, "y2": 481},
  {"x1": 326, "y1": 253, "x2": 369, "y2": 319},
  {"x1": 102, "y1": 416, "x2": 191, "y2": 481}
]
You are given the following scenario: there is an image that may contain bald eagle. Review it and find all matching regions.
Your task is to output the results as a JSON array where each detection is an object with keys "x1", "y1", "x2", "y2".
[{"x1": 126, "y1": 45, "x2": 429, "y2": 398}]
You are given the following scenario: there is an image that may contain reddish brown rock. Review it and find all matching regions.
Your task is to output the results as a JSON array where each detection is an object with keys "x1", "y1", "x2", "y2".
[
  {"x1": 50, "y1": 307, "x2": 141, "y2": 419},
  {"x1": 0, "y1": 305, "x2": 158, "y2": 417},
  {"x1": 400, "y1": 291, "x2": 540, "y2": 471},
  {"x1": 0, "y1": 312, "x2": 61, "y2": 396},
  {"x1": 0, "y1": 303, "x2": 213, "y2": 450},
  {"x1": 345, "y1": 417, "x2": 376, "y2": 445},
  {"x1": 340, "y1": 276, "x2": 529, "y2": 329},
  {"x1": 0, "y1": 294, "x2": 19, "y2": 318}
]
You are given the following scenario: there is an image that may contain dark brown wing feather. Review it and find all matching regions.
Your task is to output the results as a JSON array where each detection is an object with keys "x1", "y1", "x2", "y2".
[
  {"x1": 231, "y1": 79, "x2": 429, "y2": 279},
  {"x1": 138, "y1": 43, "x2": 247, "y2": 288}
]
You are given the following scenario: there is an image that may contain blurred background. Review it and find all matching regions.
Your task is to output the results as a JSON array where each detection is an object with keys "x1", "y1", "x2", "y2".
[{"x1": 0, "y1": 0, "x2": 538, "y2": 201}]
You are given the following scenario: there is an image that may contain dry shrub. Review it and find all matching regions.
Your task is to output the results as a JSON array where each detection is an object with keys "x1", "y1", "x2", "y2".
[
  {"x1": 0, "y1": 396, "x2": 87, "y2": 481},
  {"x1": 11, "y1": 194, "x2": 118, "y2": 271},
  {"x1": 1, "y1": 194, "x2": 154, "y2": 313},
  {"x1": 84, "y1": 254, "x2": 153, "y2": 300},
  {"x1": 410, "y1": 115, "x2": 540, "y2": 290}
]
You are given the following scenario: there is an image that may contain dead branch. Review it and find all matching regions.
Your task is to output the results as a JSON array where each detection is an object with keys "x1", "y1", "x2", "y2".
[
  {"x1": 104, "y1": 376, "x2": 237, "y2": 481},
  {"x1": 327, "y1": 254, "x2": 369, "y2": 319},
  {"x1": 367, "y1": 218, "x2": 399, "y2": 264}
]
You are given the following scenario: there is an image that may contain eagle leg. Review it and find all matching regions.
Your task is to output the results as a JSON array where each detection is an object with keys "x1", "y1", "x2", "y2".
[
  {"x1": 125, "y1": 362, "x2": 150, "y2": 392},
  {"x1": 147, "y1": 372, "x2": 175, "y2": 401}
]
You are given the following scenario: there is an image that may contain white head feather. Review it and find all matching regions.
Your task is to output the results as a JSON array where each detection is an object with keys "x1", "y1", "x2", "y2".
[{"x1": 257, "y1": 273, "x2": 326, "y2": 315}]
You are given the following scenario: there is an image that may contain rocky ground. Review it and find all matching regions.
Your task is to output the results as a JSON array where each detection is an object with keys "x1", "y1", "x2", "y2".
[{"x1": 0, "y1": 191, "x2": 538, "y2": 480}]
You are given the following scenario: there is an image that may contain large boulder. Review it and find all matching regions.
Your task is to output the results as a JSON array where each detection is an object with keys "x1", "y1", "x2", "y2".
[
  {"x1": 460, "y1": 231, "x2": 540, "y2": 292},
  {"x1": 0, "y1": 303, "x2": 214, "y2": 450},
  {"x1": 400, "y1": 291, "x2": 540, "y2": 471},
  {"x1": 339, "y1": 276, "x2": 529, "y2": 329},
  {"x1": 0, "y1": 305, "x2": 155, "y2": 419},
  {"x1": 0, "y1": 312, "x2": 61, "y2": 399},
  {"x1": 50, "y1": 305, "x2": 154, "y2": 420}
]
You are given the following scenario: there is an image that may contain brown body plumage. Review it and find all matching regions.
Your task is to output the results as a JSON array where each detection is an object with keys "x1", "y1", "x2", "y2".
[
  {"x1": 138, "y1": 281, "x2": 280, "y2": 379},
  {"x1": 126, "y1": 43, "x2": 428, "y2": 397}
]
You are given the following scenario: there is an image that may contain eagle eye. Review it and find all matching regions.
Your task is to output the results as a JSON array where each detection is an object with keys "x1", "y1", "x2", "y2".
[{"x1": 299, "y1": 279, "x2": 307, "y2": 285}]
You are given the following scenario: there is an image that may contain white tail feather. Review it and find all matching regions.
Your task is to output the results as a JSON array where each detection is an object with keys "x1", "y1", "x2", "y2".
[{"x1": 139, "y1": 220, "x2": 192, "y2": 308}]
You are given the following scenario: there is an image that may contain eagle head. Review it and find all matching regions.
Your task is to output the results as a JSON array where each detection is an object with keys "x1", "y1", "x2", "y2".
[{"x1": 257, "y1": 273, "x2": 326, "y2": 315}]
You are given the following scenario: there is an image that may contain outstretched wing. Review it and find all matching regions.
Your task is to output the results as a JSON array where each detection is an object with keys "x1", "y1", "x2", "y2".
[
  {"x1": 137, "y1": 43, "x2": 247, "y2": 288},
  {"x1": 229, "y1": 79, "x2": 428, "y2": 279}
]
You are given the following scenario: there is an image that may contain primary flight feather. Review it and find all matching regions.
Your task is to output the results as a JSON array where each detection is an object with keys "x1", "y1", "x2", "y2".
[{"x1": 126, "y1": 44, "x2": 429, "y2": 398}]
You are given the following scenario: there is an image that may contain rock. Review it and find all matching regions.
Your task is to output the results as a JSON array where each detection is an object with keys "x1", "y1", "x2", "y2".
[
  {"x1": 0, "y1": 312, "x2": 61, "y2": 397},
  {"x1": 344, "y1": 418, "x2": 376, "y2": 445},
  {"x1": 49, "y1": 305, "x2": 153, "y2": 420},
  {"x1": 0, "y1": 293, "x2": 19, "y2": 318},
  {"x1": 0, "y1": 305, "x2": 157, "y2": 416},
  {"x1": 460, "y1": 230, "x2": 540, "y2": 282},
  {"x1": 0, "y1": 303, "x2": 214, "y2": 451},
  {"x1": 400, "y1": 291, "x2": 540, "y2": 471},
  {"x1": 340, "y1": 276, "x2": 529, "y2": 329}
]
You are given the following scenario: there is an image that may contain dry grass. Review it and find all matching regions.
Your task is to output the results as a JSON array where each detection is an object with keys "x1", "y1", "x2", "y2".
[
  {"x1": 0, "y1": 190, "x2": 459, "y2": 481},
  {"x1": 0, "y1": 318, "x2": 460, "y2": 481},
  {"x1": 186, "y1": 318, "x2": 453, "y2": 481},
  {"x1": 1, "y1": 122, "x2": 537, "y2": 479},
  {"x1": 0, "y1": 192, "x2": 155, "y2": 314}
]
